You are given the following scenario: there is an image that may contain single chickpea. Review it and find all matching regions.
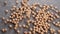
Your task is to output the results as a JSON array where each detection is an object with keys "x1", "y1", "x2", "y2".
[
  {"x1": 16, "y1": 0, "x2": 19, "y2": 4},
  {"x1": 19, "y1": 24, "x2": 22, "y2": 28},
  {"x1": 58, "y1": 30, "x2": 60, "y2": 34},
  {"x1": 4, "y1": 1, "x2": 7, "y2": 5},
  {"x1": 28, "y1": 31, "x2": 31, "y2": 34},
  {"x1": 16, "y1": 30, "x2": 20, "y2": 34},
  {"x1": 24, "y1": 31, "x2": 28, "y2": 34},
  {"x1": 9, "y1": 25, "x2": 13, "y2": 29},
  {"x1": 5, "y1": 10, "x2": 9, "y2": 14}
]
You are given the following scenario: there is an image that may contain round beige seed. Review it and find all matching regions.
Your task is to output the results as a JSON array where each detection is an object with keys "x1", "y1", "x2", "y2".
[
  {"x1": 17, "y1": 30, "x2": 20, "y2": 34},
  {"x1": 9, "y1": 25, "x2": 13, "y2": 29},
  {"x1": 5, "y1": 10, "x2": 9, "y2": 14}
]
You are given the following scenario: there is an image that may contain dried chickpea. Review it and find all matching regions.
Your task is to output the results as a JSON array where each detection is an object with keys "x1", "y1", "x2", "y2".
[{"x1": 1, "y1": 28, "x2": 7, "y2": 32}]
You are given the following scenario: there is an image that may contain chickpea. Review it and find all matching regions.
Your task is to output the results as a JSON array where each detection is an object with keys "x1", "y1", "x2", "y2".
[
  {"x1": 24, "y1": 31, "x2": 28, "y2": 34},
  {"x1": 16, "y1": 0, "x2": 19, "y2": 4},
  {"x1": 9, "y1": 25, "x2": 13, "y2": 29},
  {"x1": 17, "y1": 30, "x2": 20, "y2": 34},
  {"x1": 5, "y1": 10, "x2": 9, "y2": 14},
  {"x1": 1, "y1": 28, "x2": 7, "y2": 32},
  {"x1": 28, "y1": 31, "x2": 31, "y2": 34},
  {"x1": 58, "y1": 30, "x2": 60, "y2": 34},
  {"x1": 50, "y1": 28, "x2": 55, "y2": 34},
  {"x1": 19, "y1": 24, "x2": 22, "y2": 28},
  {"x1": 4, "y1": 1, "x2": 7, "y2": 5}
]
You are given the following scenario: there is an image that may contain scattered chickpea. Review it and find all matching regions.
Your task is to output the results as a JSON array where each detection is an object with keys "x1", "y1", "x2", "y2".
[
  {"x1": 16, "y1": 0, "x2": 19, "y2": 4},
  {"x1": 4, "y1": 21, "x2": 7, "y2": 24},
  {"x1": 16, "y1": 30, "x2": 20, "y2": 34},
  {"x1": 50, "y1": 4, "x2": 53, "y2": 8},
  {"x1": 55, "y1": 10, "x2": 59, "y2": 13},
  {"x1": 53, "y1": 22, "x2": 56, "y2": 24},
  {"x1": 12, "y1": 5, "x2": 16, "y2": 8},
  {"x1": 22, "y1": 24, "x2": 26, "y2": 28},
  {"x1": 5, "y1": 10, "x2": 9, "y2": 14},
  {"x1": 6, "y1": 19, "x2": 10, "y2": 22},
  {"x1": 24, "y1": 31, "x2": 28, "y2": 34},
  {"x1": 50, "y1": 28, "x2": 56, "y2": 34},
  {"x1": 19, "y1": 24, "x2": 22, "y2": 28},
  {"x1": 2, "y1": 17, "x2": 5, "y2": 20},
  {"x1": 9, "y1": 25, "x2": 13, "y2": 29},
  {"x1": 58, "y1": 30, "x2": 60, "y2": 34},
  {"x1": 28, "y1": 31, "x2": 32, "y2": 34},
  {"x1": 4, "y1": 1, "x2": 7, "y2": 5},
  {"x1": 1, "y1": 28, "x2": 7, "y2": 32},
  {"x1": 25, "y1": 25, "x2": 28, "y2": 28},
  {"x1": 30, "y1": 28, "x2": 33, "y2": 31}
]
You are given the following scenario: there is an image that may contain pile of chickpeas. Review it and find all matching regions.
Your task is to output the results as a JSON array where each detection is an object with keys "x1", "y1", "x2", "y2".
[{"x1": 0, "y1": 0, "x2": 60, "y2": 34}]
